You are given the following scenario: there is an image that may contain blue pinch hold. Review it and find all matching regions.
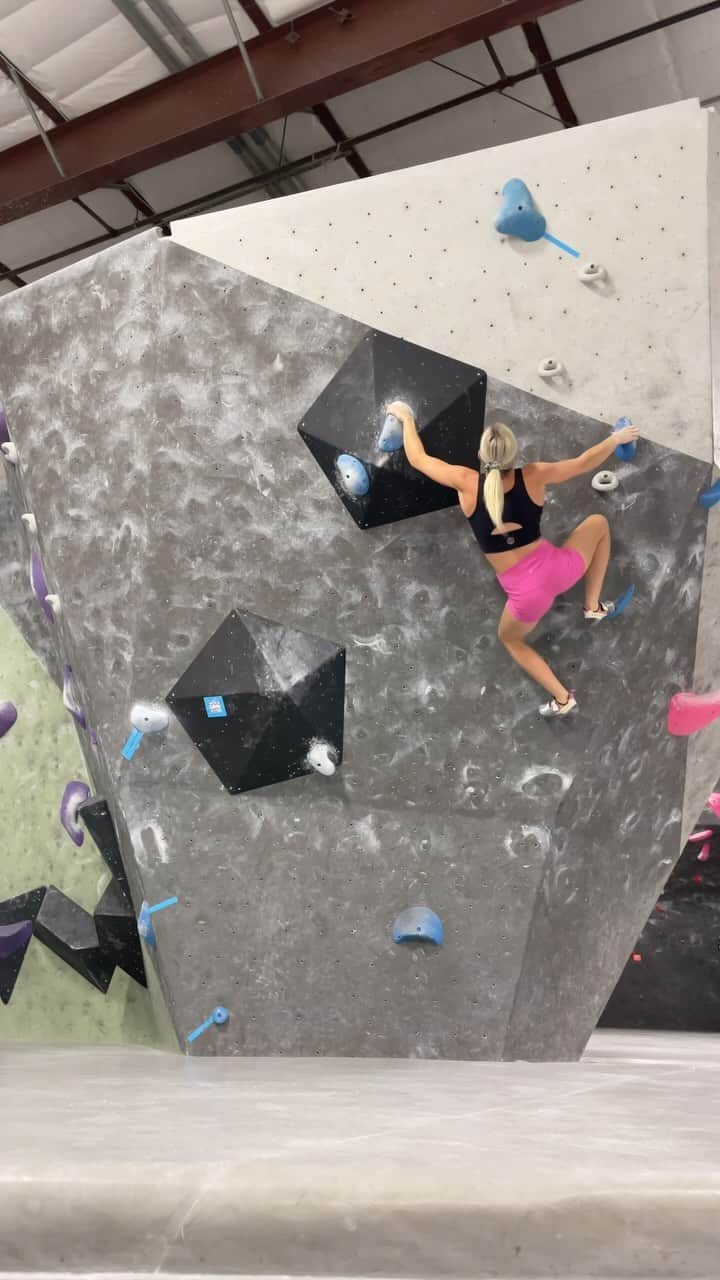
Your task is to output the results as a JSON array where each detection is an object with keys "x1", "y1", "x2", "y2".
[
  {"x1": 137, "y1": 895, "x2": 179, "y2": 948},
  {"x1": 609, "y1": 584, "x2": 636, "y2": 619},
  {"x1": 377, "y1": 412, "x2": 404, "y2": 453},
  {"x1": 392, "y1": 906, "x2": 444, "y2": 946},
  {"x1": 699, "y1": 477, "x2": 720, "y2": 509},
  {"x1": 494, "y1": 178, "x2": 546, "y2": 243},
  {"x1": 336, "y1": 453, "x2": 370, "y2": 497},
  {"x1": 613, "y1": 416, "x2": 637, "y2": 462},
  {"x1": 187, "y1": 1004, "x2": 229, "y2": 1044}
]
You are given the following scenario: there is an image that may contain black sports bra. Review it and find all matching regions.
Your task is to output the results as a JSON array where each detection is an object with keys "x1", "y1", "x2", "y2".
[{"x1": 466, "y1": 468, "x2": 543, "y2": 552}]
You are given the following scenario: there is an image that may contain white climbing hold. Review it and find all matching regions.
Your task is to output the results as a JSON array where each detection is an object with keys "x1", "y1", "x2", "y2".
[
  {"x1": 45, "y1": 593, "x2": 62, "y2": 617},
  {"x1": 1, "y1": 442, "x2": 18, "y2": 464},
  {"x1": 21, "y1": 513, "x2": 37, "y2": 535},
  {"x1": 538, "y1": 357, "x2": 564, "y2": 379},
  {"x1": 592, "y1": 470, "x2": 618, "y2": 493},
  {"x1": 578, "y1": 262, "x2": 606, "y2": 284},
  {"x1": 130, "y1": 702, "x2": 169, "y2": 734},
  {"x1": 306, "y1": 741, "x2": 337, "y2": 777}
]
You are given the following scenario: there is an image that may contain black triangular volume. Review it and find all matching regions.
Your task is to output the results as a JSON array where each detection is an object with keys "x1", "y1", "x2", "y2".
[
  {"x1": 94, "y1": 882, "x2": 146, "y2": 988},
  {"x1": 34, "y1": 886, "x2": 115, "y2": 993},
  {"x1": 0, "y1": 918, "x2": 34, "y2": 1005},
  {"x1": 300, "y1": 429, "x2": 460, "y2": 529},
  {"x1": 78, "y1": 797, "x2": 128, "y2": 889},
  {"x1": 170, "y1": 691, "x2": 276, "y2": 790},
  {"x1": 297, "y1": 327, "x2": 487, "y2": 530},
  {"x1": 166, "y1": 609, "x2": 264, "y2": 701},
  {"x1": 0, "y1": 887, "x2": 47, "y2": 925},
  {"x1": 167, "y1": 609, "x2": 346, "y2": 793},
  {"x1": 232, "y1": 694, "x2": 319, "y2": 794},
  {"x1": 369, "y1": 330, "x2": 487, "y2": 457},
  {"x1": 288, "y1": 651, "x2": 346, "y2": 760}
]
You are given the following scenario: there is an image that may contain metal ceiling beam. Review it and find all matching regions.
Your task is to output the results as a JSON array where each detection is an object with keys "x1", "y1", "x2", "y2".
[
  {"x1": 0, "y1": 47, "x2": 156, "y2": 224},
  {"x1": 522, "y1": 19, "x2": 578, "y2": 127},
  {"x1": 312, "y1": 102, "x2": 371, "y2": 178},
  {"x1": 111, "y1": 0, "x2": 302, "y2": 196},
  {"x1": 0, "y1": 0, "x2": 583, "y2": 224},
  {"x1": 241, "y1": 0, "x2": 272, "y2": 35}
]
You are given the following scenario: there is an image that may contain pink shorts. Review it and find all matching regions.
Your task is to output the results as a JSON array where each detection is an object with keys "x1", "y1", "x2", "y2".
[{"x1": 498, "y1": 540, "x2": 585, "y2": 624}]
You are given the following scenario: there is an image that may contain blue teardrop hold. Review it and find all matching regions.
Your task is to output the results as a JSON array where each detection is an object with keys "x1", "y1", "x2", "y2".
[
  {"x1": 378, "y1": 413, "x2": 404, "y2": 453},
  {"x1": 494, "y1": 178, "x2": 547, "y2": 242},
  {"x1": 336, "y1": 453, "x2": 370, "y2": 497},
  {"x1": 613, "y1": 416, "x2": 637, "y2": 461},
  {"x1": 699, "y1": 477, "x2": 720, "y2": 509},
  {"x1": 392, "y1": 906, "x2": 444, "y2": 946},
  {"x1": 212, "y1": 1005, "x2": 229, "y2": 1025}
]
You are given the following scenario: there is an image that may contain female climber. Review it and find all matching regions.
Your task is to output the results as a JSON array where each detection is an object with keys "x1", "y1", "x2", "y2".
[{"x1": 387, "y1": 402, "x2": 640, "y2": 718}]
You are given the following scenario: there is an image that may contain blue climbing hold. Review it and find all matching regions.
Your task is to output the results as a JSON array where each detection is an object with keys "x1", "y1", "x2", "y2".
[
  {"x1": 699, "y1": 477, "x2": 720, "y2": 509},
  {"x1": 495, "y1": 179, "x2": 546, "y2": 243},
  {"x1": 392, "y1": 906, "x2": 444, "y2": 946},
  {"x1": 137, "y1": 896, "x2": 178, "y2": 948},
  {"x1": 377, "y1": 412, "x2": 403, "y2": 453},
  {"x1": 336, "y1": 453, "x2": 370, "y2": 497},
  {"x1": 613, "y1": 416, "x2": 637, "y2": 462},
  {"x1": 187, "y1": 1004, "x2": 230, "y2": 1043},
  {"x1": 609, "y1": 584, "x2": 636, "y2": 619}
]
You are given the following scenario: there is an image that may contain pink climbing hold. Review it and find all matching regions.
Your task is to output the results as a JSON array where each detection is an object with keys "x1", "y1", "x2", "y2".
[
  {"x1": 667, "y1": 690, "x2": 720, "y2": 736},
  {"x1": 688, "y1": 829, "x2": 713, "y2": 843},
  {"x1": 697, "y1": 842, "x2": 711, "y2": 863},
  {"x1": 707, "y1": 793, "x2": 720, "y2": 818}
]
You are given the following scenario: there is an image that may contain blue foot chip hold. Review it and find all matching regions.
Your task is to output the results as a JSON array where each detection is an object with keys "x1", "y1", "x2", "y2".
[
  {"x1": 699, "y1": 477, "x2": 720, "y2": 509},
  {"x1": 610, "y1": 584, "x2": 636, "y2": 619},
  {"x1": 392, "y1": 906, "x2": 444, "y2": 946}
]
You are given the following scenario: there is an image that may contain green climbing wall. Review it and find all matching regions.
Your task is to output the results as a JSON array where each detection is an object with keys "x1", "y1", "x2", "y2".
[{"x1": 0, "y1": 601, "x2": 175, "y2": 1046}]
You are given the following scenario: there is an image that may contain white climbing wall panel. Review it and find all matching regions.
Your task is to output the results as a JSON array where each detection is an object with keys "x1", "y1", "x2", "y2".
[{"x1": 173, "y1": 99, "x2": 712, "y2": 463}]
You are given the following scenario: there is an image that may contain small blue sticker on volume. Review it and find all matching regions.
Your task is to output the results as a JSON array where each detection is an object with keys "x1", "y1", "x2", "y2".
[{"x1": 204, "y1": 695, "x2": 227, "y2": 718}]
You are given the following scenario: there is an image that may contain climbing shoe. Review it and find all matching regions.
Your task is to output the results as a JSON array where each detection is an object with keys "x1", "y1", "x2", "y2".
[
  {"x1": 539, "y1": 692, "x2": 577, "y2": 718},
  {"x1": 584, "y1": 601, "x2": 615, "y2": 620}
]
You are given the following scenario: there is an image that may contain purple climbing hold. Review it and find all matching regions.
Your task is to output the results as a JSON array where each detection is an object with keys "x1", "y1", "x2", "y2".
[
  {"x1": 0, "y1": 920, "x2": 32, "y2": 960},
  {"x1": 0, "y1": 407, "x2": 9, "y2": 447},
  {"x1": 60, "y1": 780, "x2": 91, "y2": 847},
  {"x1": 62, "y1": 665, "x2": 86, "y2": 729},
  {"x1": 0, "y1": 700, "x2": 17, "y2": 738},
  {"x1": 29, "y1": 549, "x2": 54, "y2": 623}
]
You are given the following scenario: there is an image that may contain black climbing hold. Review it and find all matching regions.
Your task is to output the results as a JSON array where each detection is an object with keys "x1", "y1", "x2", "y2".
[
  {"x1": 166, "y1": 609, "x2": 346, "y2": 795},
  {"x1": 34, "y1": 886, "x2": 116, "y2": 993},
  {"x1": 297, "y1": 329, "x2": 486, "y2": 529}
]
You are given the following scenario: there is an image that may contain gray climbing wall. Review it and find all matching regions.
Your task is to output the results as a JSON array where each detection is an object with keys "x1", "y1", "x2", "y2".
[{"x1": 0, "y1": 228, "x2": 713, "y2": 1059}]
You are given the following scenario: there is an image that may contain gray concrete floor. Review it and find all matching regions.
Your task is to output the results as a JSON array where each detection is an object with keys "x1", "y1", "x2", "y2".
[{"x1": 1, "y1": 1030, "x2": 720, "y2": 1277}]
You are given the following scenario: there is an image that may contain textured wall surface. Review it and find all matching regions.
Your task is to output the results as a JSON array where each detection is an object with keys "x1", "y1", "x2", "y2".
[
  {"x1": 0, "y1": 230, "x2": 713, "y2": 1059},
  {"x1": 173, "y1": 99, "x2": 712, "y2": 463},
  {"x1": 2, "y1": 1032, "x2": 720, "y2": 1276}
]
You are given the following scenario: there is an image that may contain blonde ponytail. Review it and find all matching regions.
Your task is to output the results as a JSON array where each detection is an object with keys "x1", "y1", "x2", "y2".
[
  {"x1": 478, "y1": 422, "x2": 518, "y2": 530},
  {"x1": 482, "y1": 468, "x2": 506, "y2": 530}
]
